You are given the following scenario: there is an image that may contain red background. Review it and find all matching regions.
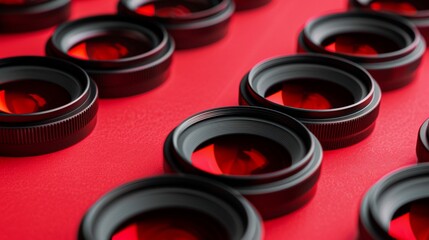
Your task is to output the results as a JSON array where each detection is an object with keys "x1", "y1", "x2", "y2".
[{"x1": 1, "y1": 0, "x2": 428, "y2": 239}]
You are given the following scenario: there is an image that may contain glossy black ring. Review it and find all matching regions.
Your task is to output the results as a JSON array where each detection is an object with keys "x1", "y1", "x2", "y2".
[
  {"x1": 0, "y1": 56, "x2": 98, "y2": 157},
  {"x1": 0, "y1": 0, "x2": 70, "y2": 33},
  {"x1": 118, "y1": 0, "x2": 235, "y2": 49},
  {"x1": 359, "y1": 163, "x2": 429, "y2": 240},
  {"x1": 239, "y1": 54, "x2": 381, "y2": 149},
  {"x1": 164, "y1": 106, "x2": 323, "y2": 219},
  {"x1": 79, "y1": 175, "x2": 263, "y2": 240},
  {"x1": 46, "y1": 15, "x2": 174, "y2": 98},
  {"x1": 298, "y1": 11, "x2": 426, "y2": 91},
  {"x1": 234, "y1": 0, "x2": 271, "y2": 10},
  {"x1": 417, "y1": 118, "x2": 429, "y2": 163}
]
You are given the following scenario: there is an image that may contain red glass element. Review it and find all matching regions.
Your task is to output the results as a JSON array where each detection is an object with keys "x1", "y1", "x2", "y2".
[
  {"x1": 136, "y1": 1, "x2": 212, "y2": 17},
  {"x1": 0, "y1": 80, "x2": 71, "y2": 114},
  {"x1": 370, "y1": 1, "x2": 418, "y2": 16},
  {"x1": 112, "y1": 208, "x2": 228, "y2": 240},
  {"x1": 191, "y1": 134, "x2": 292, "y2": 176},
  {"x1": 322, "y1": 32, "x2": 401, "y2": 56},
  {"x1": 265, "y1": 78, "x2": 355, "y2": 110},
  {"x1": 68, "y1": 35, "x2": 153, "y2": 61},
  {"x1": 389, "y1": 199, "x2": 429, "y2": 240}
]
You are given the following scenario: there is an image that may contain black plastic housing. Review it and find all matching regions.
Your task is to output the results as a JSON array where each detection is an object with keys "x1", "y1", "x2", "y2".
[
  {"x1": 359, "y1": 164, "x2": 429, "y2": 240},
  {"x1": 239, "y1": 54, "x2": 381, "y2": 149},
  {"x1": 235, "y1": 0, "x2": 271, "y2": 10},
  {"x1": 298, "y1": 11, "x2": 426, "y2": 91},
  {"x1": 0, "y1": 56, "x2": 98, "y2": 157},
  {"x1": 46, "y1": 15, "x2": 174, "y2": 98},
  {"x1": 79, "y1": 175, "x2": 263, "y2": 240},
  {"x1": 164, "y1": 106, "x2": 323, "y2": 219},
  {"x1": 0, "y1": 0, "x2": 70, "y2": 33},
  {"x1": 348, "y1": 0, "x2": 429, "y2": 43},
  {"x1": 117, "y1": 0, "x2": 235, "y2": 49},
  {"x1": 417, "y1": 118, "x2": 429, "y2": 163}
]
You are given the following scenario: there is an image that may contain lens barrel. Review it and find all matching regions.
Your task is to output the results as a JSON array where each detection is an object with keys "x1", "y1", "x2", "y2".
[
  {"x1": 79, "y1": 175, "x2": 263, "y2": 240},
  {"x1": 46, "y1": 15, "x2": 174, "y2": 98},
  {"x1": 0, "y1": 0, "x2": 70, "y2": 33},
  {"x1": 417, "y1": 118, "x2": 429, "y2": 163},
  {"x1": 298, "y1": 11, "x2": 426, "y2": 91},
  {"x1": 164, "y1": 106, "x2": 323, "y2": 219},
  {"x1": 0, "y1": 56, "x2": 98, "y2": 156},
  {"x1": 239, "y1": 54, "x2": 381, "y2": 149},
  {"x1": 117, "y1": 0, "x2": 235, "y2": 49}
]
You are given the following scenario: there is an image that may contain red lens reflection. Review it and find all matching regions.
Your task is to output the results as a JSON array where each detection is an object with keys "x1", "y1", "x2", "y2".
[
  {"x1": 265, "y1": 78, "x2": 355, "y2": 110},
  {"x1": 322, "y1": 32, "x2": 402, "y2": 56},
  {"x1": 389, "y1": 199, "x2": 429, "y2": 240},
  {"x1": 191, "y1": 134, "x2": 291, "y2": 176},
  {"x1": 136, "y1": 1, "x2": 213, "y2": 17},
  {"x1": 112, "y1": 208, "x2": 229, "y2": 240},
  {"x1": 0, "y1": 80, "x2": 71, "y2": 114},
  {"x1": 68, "y1": 35, "x2": 153, "y2": 61},
  {"x1": 370, "y1": 1, "x2": 418, "y2": 16}
]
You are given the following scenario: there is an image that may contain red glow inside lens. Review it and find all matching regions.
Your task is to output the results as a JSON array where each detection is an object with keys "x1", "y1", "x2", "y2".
[
  {"x1": 68, "y1": 35, "x2": 153, "y2": 61},
  {"x1": 0, "y1": 80, "x2": 71, "y2": 114},
  {"x1": 191, "y1": 134, "x2": 292, "y2": 176},
  {"x1": 389, "y1": 199, "x2": 429, "y2": 240},
  {"x1": 322, "y1": 32, "x2": 401, "y2": 56},
  {"x1": 112, "y1": 208, "x2": 229, "y2": 240},
  {"x1": 136, "y1": 1, "x2": 213, "y2": 17},
  {"x1": 370, "y1": 1, "x2": 418, "y2": 16},
  {"x1": 265, "y1": 78, "x2": 355, "y2": 110}
]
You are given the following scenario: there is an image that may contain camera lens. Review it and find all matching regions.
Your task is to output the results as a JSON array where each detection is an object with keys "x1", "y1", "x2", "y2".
[
  {"x1": 46, "y1": 15, "x2": 174, "y2": 98},
  {"x1": 0, "y1": 56, "x2": 98, "y2": 157},
  {"x1": 164, "y1": 106, "x2": 323, "y2": 219},
  {"x1": 417, "y1": 118, "x2": 429, "y2": 163},
  {"x1": 118, "y1": 0, "x2": 235, "y2": 49},
  {"x1": 239, "y1": 54, "x2": 381, "y2": 149},
  {"x1": 0, "y1": 0, "x2": 70, "y2": 33},
  {"x1": 234, "y1": 0, "x2": 271, "y2": 10},
  {"x1": 79, "y1": 175, "x2": 263, "y2": 240},
  {"x1": 359, "y1": 164, "x2": 429, "y2": 240},
  {"x1": 349, "y1": 0, "x2": 429, "y2": 43},
  {"x1": 298, "y1": 11, "x2": 426, "y2": 91}
]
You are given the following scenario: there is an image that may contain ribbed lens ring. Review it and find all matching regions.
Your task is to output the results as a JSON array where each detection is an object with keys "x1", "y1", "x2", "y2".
[
  {"x1": 79, "y1": 175, "x2": 263, "y2": 240},
  {"x1": 46, "y1": 15, "x2": 174, "y2": 98},
  {"x1": 0, "y1": 0, "x2": 70, "y2": 32},
  {"x1": 239, "y1": 54, "x2": 381, "y2": 149},
  {"x1": 298, "y1": 11, "x2": 426, "y2": 91},
  {"x1": 117, "y1": 0, "x2": 235, "y2": 49},
  {"x1": 417, "y1": 118, "x2": 429, "y2": 163},
  {"x1": 359, "y1": 164, "x2": 429, "y2": 240},
  {"x1": 0, "y1": 56, "x2": 98, "y2": 157},
  {"x1": 234, "y1": 0, "x2": 271, "y2": 10},
  {"x1": 164, "y1": 106, "x2": 323, "y2": 219},
  {"x1": 348, "y1": 0, "x2": 429, "y2": 43}
]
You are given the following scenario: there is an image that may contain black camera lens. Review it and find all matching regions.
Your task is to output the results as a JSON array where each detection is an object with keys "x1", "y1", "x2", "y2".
[
  {"x1": 164, "y1": 106, "x2": 323, "y2": 219},
  {"x1": 46, "y1": 15, "x2": 174, "y2": 98},
  {"x1": 359, "y1": 164, "x2": 429, "y2": 240},
  {"x1": 239, "y1": 54, "x2": 381, "y2": 149},
  {"x1": 79, "y1": 175, "x2": 263, "y2": 240},
  {"x1": 0, "y1": 0, "x2": 70, "y2": 33},
  {"x1": 234, "y1": 0, "x2": 271, "y2": 10},
  {"x1": 349, "y1": 0, "x2": 429, "y2": 43},
  {"x1": 0, "y1": 56, "x2": 98, "y2": 157},
  {"x1": 417, "y1": 118, "x2": 429, "y2": 163},
  {"x1": 117, "y1": 0, "x2": 235, "y2": 49},
  {"x1": 298, "y1": 11, "x2": 426, "y2": 91}
]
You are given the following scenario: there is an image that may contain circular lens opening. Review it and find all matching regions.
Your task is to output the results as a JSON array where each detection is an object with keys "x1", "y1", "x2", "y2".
[
  {"x1": 359, "y1": 0, "x2": 429, "y2": 16},
  {"x1": 0, "y1": 79, "x2": 71, "y2": 114},
  {"x1": 389, "y1": 198, "x2": 429, "y2": 240},
  {"x1": 112, "y1": 207, "x2": 230, "y2": 240},
  {"x1": 67, "y1": 33, "x2": 155, "y2": 61},
  {"x1": 191, "y1": 134, "x2": 292, "y2": 176},
  {"x1": 322, "y1": 32, "x2": 403, "y2": 56},
  {"x1": 136, "y1": 0, "x2": 216, "y2": 17},
  {"x1": 264, "y1": 78, "x2": 355, "y2": 110}
]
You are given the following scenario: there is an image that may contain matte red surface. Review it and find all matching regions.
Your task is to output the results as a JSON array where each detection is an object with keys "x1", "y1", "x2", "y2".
[{"x1": 0, "y1": 0, "x2": 428, "y2": 239}]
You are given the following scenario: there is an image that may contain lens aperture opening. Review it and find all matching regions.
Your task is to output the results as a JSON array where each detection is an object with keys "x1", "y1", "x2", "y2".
[
  {"x1": 389, "y1": 198, "x2": 429, "y2": 240},
  {"x1": 136, "y1": 0, "x2": 215, "y2": 17}
]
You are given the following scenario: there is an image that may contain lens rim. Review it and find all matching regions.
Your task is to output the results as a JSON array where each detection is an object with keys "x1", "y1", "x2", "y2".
[
  {"x1": 164, "y1": 106, "x2": 323, "y2": 219},
  {"x1": 79, "y1": 175, "x2": 263, "y2": 240},
  {"x1": 349, "y1": 0, "x2": 429, "y2": 18},
  {"x1": 359, "y1": 164, "x2": 429, "y2": 240},
  {"x1": 417, "y1": 118, "x2": 429, "y2": 163}
]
